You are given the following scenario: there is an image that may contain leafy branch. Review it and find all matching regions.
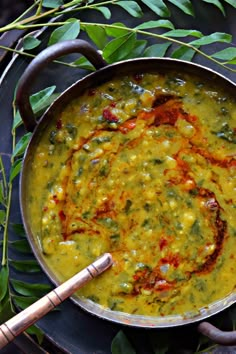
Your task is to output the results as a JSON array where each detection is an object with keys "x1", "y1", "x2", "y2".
[{"x1": 0, "y1": 1, "x2": 236, "y2": 73}]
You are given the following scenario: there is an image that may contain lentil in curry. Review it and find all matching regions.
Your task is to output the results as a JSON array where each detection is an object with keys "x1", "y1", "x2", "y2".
[{"x1": 27, "y1": 71, "x2": 236, "y2": 318}]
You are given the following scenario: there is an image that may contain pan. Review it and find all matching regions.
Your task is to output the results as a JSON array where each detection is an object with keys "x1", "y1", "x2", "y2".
[{"x1": 16, "y1": 39, "x2": 236, "y2": 344}]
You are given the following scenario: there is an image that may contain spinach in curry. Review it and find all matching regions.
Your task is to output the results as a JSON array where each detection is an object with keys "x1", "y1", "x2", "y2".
[{"x1": 27, "y1": 72, "x2": 236, "y2": 317}]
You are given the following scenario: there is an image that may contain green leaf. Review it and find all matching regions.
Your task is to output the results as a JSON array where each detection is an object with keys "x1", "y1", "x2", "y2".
[
  {"x1": 72, "y1": 56, "x2": 95, "y2": 71},
  {"x1": 123, "y1": 39, "x2": 147, "y2": 59},
  {"x1": 29, "y1": 85, "x2": 57, "y2": 117},
  {"x1": 111, "y1": 330, "x2": 136, "y2": 354},
  {"x1": 11, "y1": 279, "x2": 52, "y2": 297},
  {"x1": 9, "y1": 259, "x2": 41, "y2": 273},
  {"x1": 93, "y1": 6, "x2": 111, "y2": 19},
  {"x1": 12, "y1": 223, "x2": 26, "y2": 238},
  {"x1": 202, "y1": 0, "x2": 226, "y2": 15},
  {"x1": 9, "y1": 159, "x2": 22, "y2": 182},
  {"x1": 116, "y1": 1, "x2": 143, "y2": 18},
  {"x1": 211, "y1": 47, "x2": 236, "y2": 61},
  {"x1": 13, "y1": 110, "x2": 23, "y2": 130},
  {"x1": 23, "y1": 36, "x2": 41, "y2": 50},
  {"x1": 105, "y1": 23, "x2": 129, "y2": 38},
  {"x1": 48, "y1": 18, "x2": 80, "y2": 46},
  {"x1": 167, "y1": 0, "x2": 194, "y2": 16},
  {"x1": 190, "y1": 32, "x2": 232, "y2": 46},
  {"x1": 0, "y1": 210, "x2": 6, "y2": 226},
  {"x1": 136, "y1": 20, "x2": 174, "y2": 30},
  {"x1": 163, "y1": 29, "x2": 203, "y2": 38},
  {"x1": 171, "y1": 45, "x2": 197, "y2": 61},
  {"x1": 26, "y1": 325, "x2": 44, "y2": 344},
  {"x1": 85, "y1": 24, "x2": 107, "y2": 49},
  {"x1": 42, "y1": 0, "x2": 63, "y2": 8},
  {"x1": 148, "y1": 330, "x2": 169, "y2": 354},
  {"x1": 103, "y1": 33, "x2": 136, "y2": 63},
  {"x1": 141, "y1": 0, "x2": 170, "y2": 17},
  {"x1": 223, "y1": 0, "x2": 236, "y2": 8},
  {"x1": 12, "y1": 133, "x2": 32, "y2": 158},
  {"x1": 0, "y1": 266, "x2": 9, "y2": 302},
  {"x1": 9, "y1": 239, "x2": 32, "y2": 253},
  {"x1": 144, "y1": 43, "x2": 172, "y2": 57},
  {"x1": 0, "y1": 295, "x2": 14, "y2": 324},
  {"x1": 13, "y1": 295, "x2": 38, "y2": 310},
  {"x1": 0, "y1": 181, "x2": 5, "y2": 205}
]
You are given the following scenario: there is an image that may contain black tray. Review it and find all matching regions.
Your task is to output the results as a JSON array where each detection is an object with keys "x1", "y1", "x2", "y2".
[{"x1": 0, "y1": 2, "x2": 236, "y2": 353}]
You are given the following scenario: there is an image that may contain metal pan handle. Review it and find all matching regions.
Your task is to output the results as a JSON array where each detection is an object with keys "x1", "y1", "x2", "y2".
[
  {"x1": 198, "y1": 321, "x2": 236, "y2": 345},
  {"x1": 16, "y1": 39, "x2": 107, "y2": 132}
]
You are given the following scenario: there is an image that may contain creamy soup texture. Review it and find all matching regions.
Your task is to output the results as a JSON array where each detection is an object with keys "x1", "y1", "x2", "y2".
[{"x1": 27, "y1": 71, "x2": 236, "y2": 317}]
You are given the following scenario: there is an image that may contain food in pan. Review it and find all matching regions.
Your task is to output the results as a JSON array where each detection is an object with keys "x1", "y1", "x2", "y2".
[{"x1": 28, "y1": 71, "x2": 236, "y2": 317}]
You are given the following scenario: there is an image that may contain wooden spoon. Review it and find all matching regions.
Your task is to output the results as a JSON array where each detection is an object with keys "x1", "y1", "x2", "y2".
[{"x1": 0, "y1": 253, "x2": 113, "y2": 350}]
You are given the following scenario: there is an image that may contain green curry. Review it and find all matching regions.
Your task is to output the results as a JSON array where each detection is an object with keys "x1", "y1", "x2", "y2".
[{"x1": 27, "y1": 71, "x2": 236, "y2": 318}]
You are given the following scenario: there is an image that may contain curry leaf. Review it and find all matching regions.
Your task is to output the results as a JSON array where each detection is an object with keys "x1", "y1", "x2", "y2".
[
  {"x1": 23, "y1": 36, "x2": 41, "y2": 50},
  {"x1": 0, "y1": 295, "x2": 14, "y2": 324},
  {"x1": 202, "y1": 0, "x2": 226, "y2": 15},
  {"x1": 12, "y1": 133, "x2": 32, "y2": 158},
  {"x1": 9, "y1": 159, "x2": 22, "y2": 183},
  {"x1": 167, "y1": 0, "x2": 194, "y2": 16},
  {"x1": 12, "y1": 223, "x2": 26, "y2": 238},
  {"x1": 0, "y1": 266, "x2": 9, "y2": 302},
  {"x1": 93, "y1": 6, "x2": 111, "y2": 19},
  {"x1": 48, "y1": 18, "x2": 80, "y2": 46},
  {"x1": 163, "y1": 29, "x2": 203, "y2": 38},
  {"x1": 85, "y1": 24, "x2": 107, "y2": 49},
  {"x1": 72, "y1": 56, "x2": 95, "y2": 71},
  {"x1": 148, "y1": 331, "x2": 169, "y2": 354},
  {"x1": 111, "y1": 330, "x2": 136, "y2": 354},
  {"x1": 0, "y1": 210, "x2": 6, "y2": 226},
  {"x1": 116, "y1": 1, "x2": 143, "y2": 18},
  {"x1": 136, "y1": 20, "x2": 174, "y2": 30},
  {"x1": 0, "y1": 181, "x2": 5, "y2": 205},
  {"x1": 211, "y1": 47, "x2": 236, "y2": 61},
  {"x1": 11, "y1": 279, "x2": 52, "y2": 297},
  {"x1": 105, "y1": 23, "x2": 129, "y2": 38},
  {"x1": 9, "y1": 259, "x2": 41, "y2": 273},
  {"x1": 30, "y1": 85, "x2": 57, "y2": 116},
  {"x1": 13, "y1": 295, "x2": 38, "y2": 310},
  {"x1": 42, "y1": 0, "x2": 63, "y2": 8},
  {"x1": 9, "y1": 239, "x2": 32, "y2": 253},
  {"x1": 26, "y1": 325, "x2": 44, "y2": 344},
  {"x1": 190, "y1": 32, "x2": 232, "y2": 46},
  {"x1": 103, "y1": 33, "x2": 136, "y2": 63},
  {"x1": 141, "y1": 0, "x2": 170, "y2": 17},
  {"x1": 123, "y1": 39, "x2": 147, "y2": 58},
  {"x1": 13, "y1": 110, "x2": 23, "y2": 130},
  {"x1": 223, "y1": 0, "x2": 236, "y2": 8},
  {"x1": 171, "y1": 45, "x2": 197, "y2": 61},
  {"x1": 144, "y1": 43, "x2": 171, "y2": 57}
]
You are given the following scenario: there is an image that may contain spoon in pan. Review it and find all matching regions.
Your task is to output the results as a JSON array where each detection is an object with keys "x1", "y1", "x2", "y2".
[{"x1": 0, "y1": 252, "x2": 113, "y2": 350}]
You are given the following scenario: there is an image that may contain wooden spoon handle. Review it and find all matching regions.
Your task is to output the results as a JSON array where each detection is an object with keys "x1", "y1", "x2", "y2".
[{"x1": 0, "y1": 253, "x2": 113, "y2": 350}]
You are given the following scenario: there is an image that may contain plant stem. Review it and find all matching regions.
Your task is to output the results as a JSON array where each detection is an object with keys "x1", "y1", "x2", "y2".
[
  {"x1": 0, "y1": 157, "x2": 7, "y2": 193},
  {"x1": 36, "y1": 0, "x2": 43, "y2": 16},
  {"x1": 0, "y1": 45, "x2": 82, "y2": 68}
]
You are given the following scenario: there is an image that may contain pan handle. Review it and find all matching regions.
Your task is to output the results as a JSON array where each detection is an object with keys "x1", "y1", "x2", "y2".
[
  {"x1": 16, "y1": 39, "x2": 107, "y2": 132},
  {"x1": 198, "y1": 321, "x2": 236, "y2": 345}
]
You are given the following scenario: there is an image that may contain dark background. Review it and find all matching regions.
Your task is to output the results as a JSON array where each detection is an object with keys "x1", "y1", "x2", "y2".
[{"x1": 0, "y1": 0, "x2": 33, "y2": 26}]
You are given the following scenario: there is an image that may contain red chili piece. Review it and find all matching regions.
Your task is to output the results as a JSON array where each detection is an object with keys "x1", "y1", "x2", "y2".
[
  {"x1": 56, "y1": 119, "x2": 62, "y2": 130},
  {"x1": 103, "y1": 108, "x2": 119, "y2": 123},
  {"x1": 159, "y1": 237, "x2": 168, "y2": 251},
  {"x1": 58, "y1": 210, "x2": 66, "y2": 221}
]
